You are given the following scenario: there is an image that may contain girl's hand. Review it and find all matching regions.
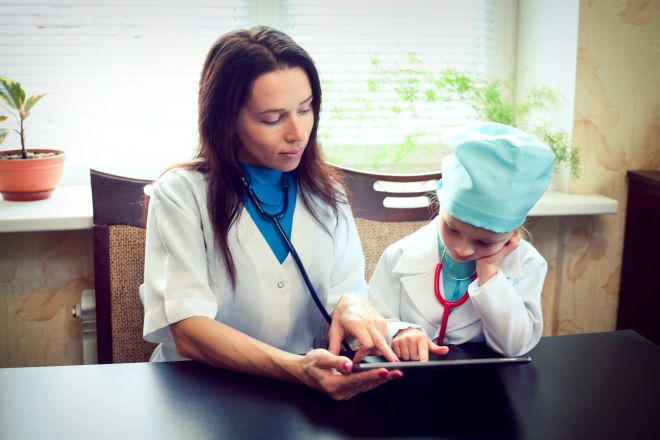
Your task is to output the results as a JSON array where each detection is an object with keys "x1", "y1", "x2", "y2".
[
  {"x1": 297, "y1": 349, "x2": 402, "y2": 400},
  {"x1": 476, "y1": 231, "x2": 521, "y2": 284},
  {"x1": 391, "y1": 328, "x2": 449, "y2": 361},
  {"x1": 328, "y1": 293, "x2": 399, "y2": 364}
]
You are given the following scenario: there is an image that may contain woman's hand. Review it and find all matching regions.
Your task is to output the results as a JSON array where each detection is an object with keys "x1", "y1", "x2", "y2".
[
  {"x1": 297, "y1": 349, "x2": 402, "y2": 400},
  {"x1": 391, "y1": 328, "x2": 449, "y2": 361},
  {"x1": 171, "y1": 317, "x2": 400, "y2": 400},
  {"x1": 328, "y1": 293, "x2": 399, "y2": 363},
  {"x1": 476, "y1": 231, "x2": 521, "y2": 284}
]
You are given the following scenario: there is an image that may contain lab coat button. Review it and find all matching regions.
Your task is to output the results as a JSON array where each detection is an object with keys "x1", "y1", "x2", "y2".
[{"x1": 277, "y1": 281, "x2": 285, "y2": 288}]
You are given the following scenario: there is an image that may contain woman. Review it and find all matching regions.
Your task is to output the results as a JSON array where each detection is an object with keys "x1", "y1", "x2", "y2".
[{"x1": 141, "y1": 26, "x2": 400, "y2": 400}]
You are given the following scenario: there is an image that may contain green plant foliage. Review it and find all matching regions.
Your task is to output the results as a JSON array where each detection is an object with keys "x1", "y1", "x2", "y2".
[
  {"x1": 0, "y1": 76, "x2": 46, "y2": 158},
  {"x1": 430, "y1": 68, "x2": 557, "y2": 127},
  {"x1": 0, "y1": 115, "x2": 8, "y2": 144},
  {"x1": 535, "y1": 127, "x2": 581, "y2": 178},
  {"x1": 429, "y1": 68, "x2": 580, "y2": 179},
  {"x1": 319, "y1": 53, "x2": 580, "y2": 177},
  {"x1": 320, "y1": 53, "x2": 449, "y2": 171}
]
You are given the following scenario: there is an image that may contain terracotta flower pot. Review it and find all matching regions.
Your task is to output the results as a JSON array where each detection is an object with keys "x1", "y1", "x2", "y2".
[{"x1": 0, "y1": 149, "x2": 66, "y2": 201}]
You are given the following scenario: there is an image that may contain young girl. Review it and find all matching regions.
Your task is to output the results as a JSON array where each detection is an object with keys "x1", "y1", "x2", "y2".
[{"x1": 368, "y1": 122, "x2": 556, "y2": 359}]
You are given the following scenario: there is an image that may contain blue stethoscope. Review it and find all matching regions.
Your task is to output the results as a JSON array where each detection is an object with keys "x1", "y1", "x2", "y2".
[{"x1": 241, "y1": 174, "x2": 352, "y2": 354}]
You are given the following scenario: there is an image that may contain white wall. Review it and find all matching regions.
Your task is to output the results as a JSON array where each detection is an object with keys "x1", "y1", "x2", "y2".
[{"x1": 516, "y1": 0, "x2": 580, "y2": 134}]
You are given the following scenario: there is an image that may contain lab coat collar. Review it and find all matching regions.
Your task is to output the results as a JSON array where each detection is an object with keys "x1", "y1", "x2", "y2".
[
  {"x1": 391, "y1": 219, "x2": 439, "y2": 275},
  {"x1": 236, "y1": 192, "x2": 312, "y2": 270}
]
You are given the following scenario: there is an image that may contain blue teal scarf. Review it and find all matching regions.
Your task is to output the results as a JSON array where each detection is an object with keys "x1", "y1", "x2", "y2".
[
  {"x1": 437, "y1": 235, "x2": 476, "y2": 302},
  {"x1": 240, "y1": 162, "x2": 297, "y2": 264}
]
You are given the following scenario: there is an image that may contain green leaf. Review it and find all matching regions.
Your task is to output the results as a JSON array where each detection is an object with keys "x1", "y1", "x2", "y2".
[
  {"x1": 0, "y1": 76, "x2": 25, "y2": 111},
  {"x1": 24, "y1": 93, "x2": 46, "y2": 117},
  {"x1": 407, "y1": 51, "x2": 421, "y2": 65},
  {"x1": 0, "y1": 90, "x2": 14, "y2": 111},
  {"x1": 0, "y1": 128, "x2": 8, "y2": 144}
]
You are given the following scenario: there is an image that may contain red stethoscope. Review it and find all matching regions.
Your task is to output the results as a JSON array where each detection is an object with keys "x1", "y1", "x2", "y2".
[{"x1": 434, "y1": 247, "x2": 477, "y2": 345}]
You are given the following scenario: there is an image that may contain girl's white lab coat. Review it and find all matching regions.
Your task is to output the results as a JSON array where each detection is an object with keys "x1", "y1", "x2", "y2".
[
  {"x1": 142, "y1": 169, "x2": 367, "y2": 361},
  {"x1": 368, "y1": 217, "x2": 546, "y2": 357}
]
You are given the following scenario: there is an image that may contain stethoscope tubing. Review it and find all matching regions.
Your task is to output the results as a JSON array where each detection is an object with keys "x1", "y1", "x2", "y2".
[
  {"x1": 433, "y1": 262, "x2": 471, "y2": 345},
  {"x1": 271, "y1": 216, "x2": 334, "y2": 325},
  {"x1": 242, "y1": 175, "x2": 352, "y2": 354}
]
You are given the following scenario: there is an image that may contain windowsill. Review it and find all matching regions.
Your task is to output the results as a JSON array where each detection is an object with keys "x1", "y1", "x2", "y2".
[
  {"x1": 0, "y1": 184, "x2": 619, "y2": 233},
  {"x1": 0, "y1": 185, "x2": 93, "y2": 233}
]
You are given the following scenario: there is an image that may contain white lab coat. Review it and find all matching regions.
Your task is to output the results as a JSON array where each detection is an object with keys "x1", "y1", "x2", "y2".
[
  {"x1": 142, "y1": 169, "x2": 367, "y2": 361},
  {"x1": 368, "y1": 217, "x2": 546, "y2": 357}
]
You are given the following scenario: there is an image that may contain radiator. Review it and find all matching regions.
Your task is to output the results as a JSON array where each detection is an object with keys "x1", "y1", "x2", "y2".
[{"x1": 73, "y1": 289, "x2": 97, "y2": 364}]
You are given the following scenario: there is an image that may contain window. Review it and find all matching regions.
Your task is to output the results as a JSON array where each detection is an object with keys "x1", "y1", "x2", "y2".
[
  {"x1": 282, "y1": 0, "x2": 505, "y2": 172},
  {"x1": 0, "y1": 0, "x2": 513, "y2": 182},
  {"x1": 0, "y1": 0, "x2": 251, "y2": 182}
]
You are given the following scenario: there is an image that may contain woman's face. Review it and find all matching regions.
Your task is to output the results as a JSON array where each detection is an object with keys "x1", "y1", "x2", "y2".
[
  {"x1": 236, "y1": 67, "x2": 314, "y2": 172},
  {"x1": 438, "y1": 208, "x2": 514, "y2": 262}
]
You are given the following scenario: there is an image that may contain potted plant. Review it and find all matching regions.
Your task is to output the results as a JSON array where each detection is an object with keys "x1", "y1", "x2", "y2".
[{"x1": 0, "y1": 76, "x2": 65, "y2": 201}]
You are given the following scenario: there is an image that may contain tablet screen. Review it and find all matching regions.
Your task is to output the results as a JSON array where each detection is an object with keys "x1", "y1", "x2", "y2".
[{"x1": 352, "y1": 355, "x2": 532, "y2": 371}]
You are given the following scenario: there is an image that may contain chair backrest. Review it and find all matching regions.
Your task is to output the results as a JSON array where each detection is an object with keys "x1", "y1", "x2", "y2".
[
  {"x1": 332, "y1": 165, "x2": 441, "y2": 280},
  {"x1": 90, "y1": 169, "x2": 156, "y2": 363}
]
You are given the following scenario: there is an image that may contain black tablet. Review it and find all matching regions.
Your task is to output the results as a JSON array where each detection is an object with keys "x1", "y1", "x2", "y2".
[{"x1": 352, "y1": 355, "x2": 532, "y2": 371}]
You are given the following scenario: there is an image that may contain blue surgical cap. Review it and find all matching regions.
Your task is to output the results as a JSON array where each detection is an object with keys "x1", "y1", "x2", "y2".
[{"x1": 437, "y1": 122, "x2": 556, "y2": 233}]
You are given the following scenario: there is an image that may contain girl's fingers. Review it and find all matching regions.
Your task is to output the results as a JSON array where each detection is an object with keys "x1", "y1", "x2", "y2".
[
  {"x1": 392, "y1": 341, "x2": 402, "y2": 360},
  {"x1": 418, "y1": 339, "x2": 429, "y2": 362},
  {"x1": 399, "y1": 341, "x2": 411, "y2": 361},
  {"x1": 429, "y1": 340, "x2": 450, "y2": 356}
]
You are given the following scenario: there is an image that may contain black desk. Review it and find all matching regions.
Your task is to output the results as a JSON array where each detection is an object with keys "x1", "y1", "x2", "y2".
[{"x1": 1, "y1": 330, "x2": 658, "y2": 440}]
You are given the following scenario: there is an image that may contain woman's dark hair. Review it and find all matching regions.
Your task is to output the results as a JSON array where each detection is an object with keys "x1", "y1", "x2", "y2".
[{"x1": 178, "y1": 26, "x2": 346, "y2": 286}]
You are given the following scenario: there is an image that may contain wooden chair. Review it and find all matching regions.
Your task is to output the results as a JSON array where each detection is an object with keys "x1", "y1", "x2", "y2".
[
  {"x1": 332, "y1": 165, "x2": 442, "y2": 280},
  {"x1": 90, "y1": 169, "x2": 156, "y2": 363}
]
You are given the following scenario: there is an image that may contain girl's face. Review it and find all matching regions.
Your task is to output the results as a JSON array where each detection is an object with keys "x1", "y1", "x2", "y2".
[
  {"x1": 438, "y1": 208, "x2": 514, "y2": 262},
  {"x1": 236, "y1": 67, "x2": 314, "y2": 172}
]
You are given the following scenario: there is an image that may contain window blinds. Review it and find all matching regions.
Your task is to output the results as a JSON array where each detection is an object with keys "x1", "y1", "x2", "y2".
[
  {"x1": 0, "y1": 0, "x2": 503, "y2": 179},
  {"x1": 0, "y1": 0, "x2": 251, "y2": 179},
  {"x1": 282, "y1": 0, "x2": 495, "y2": 172}
]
